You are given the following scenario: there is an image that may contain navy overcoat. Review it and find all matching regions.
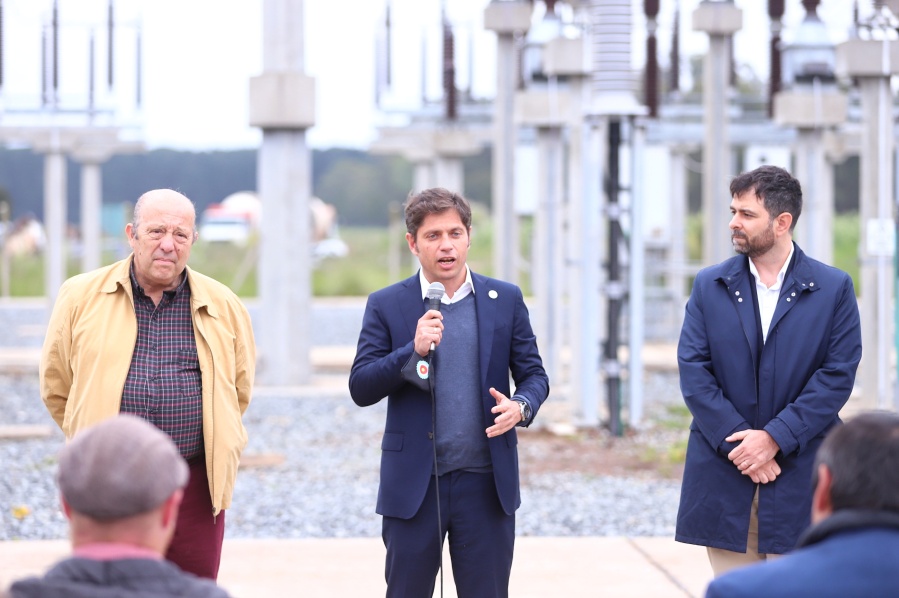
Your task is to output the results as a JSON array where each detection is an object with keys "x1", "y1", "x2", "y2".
[
  {"x1": 348, "y1": 271, "x2": 549, "y2": 519},
  {"x1": 675, "y1": 244, "x2": 862, "y2": 554}
]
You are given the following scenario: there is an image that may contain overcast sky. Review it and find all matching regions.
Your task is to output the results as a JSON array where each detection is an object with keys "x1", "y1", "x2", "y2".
[{"x1": 2, "y1": 0, "x2": 861, "y2": 151}]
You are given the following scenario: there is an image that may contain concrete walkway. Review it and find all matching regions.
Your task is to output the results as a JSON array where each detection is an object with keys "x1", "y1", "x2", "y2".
[{"x1": 0, "y1": 536, "x2": 713, "y2": 597}]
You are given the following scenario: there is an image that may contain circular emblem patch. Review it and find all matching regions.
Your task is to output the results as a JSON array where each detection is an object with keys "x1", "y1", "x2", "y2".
[{"x1": 416, "y1": 360, "x2": 429, "y2": 380}]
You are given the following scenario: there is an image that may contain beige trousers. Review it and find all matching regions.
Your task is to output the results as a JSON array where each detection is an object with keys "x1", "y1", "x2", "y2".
[{"x1": 706, "y1": 486, "x2": 782, "y2": 577}]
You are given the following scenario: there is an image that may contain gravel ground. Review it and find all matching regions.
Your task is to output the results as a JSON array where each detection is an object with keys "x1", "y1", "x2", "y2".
[
  {"x1": 1, "y1": 371, "x2": 683, "y2": 541},
  {"x1": 0, "y1": 300, "x2": 684, "y2": 541}
]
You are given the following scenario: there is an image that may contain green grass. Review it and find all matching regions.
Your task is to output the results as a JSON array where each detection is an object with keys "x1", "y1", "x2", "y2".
[
  {"x1": 657, "y1": 403, "x2": 693, "y2": 430},
  {"x1": 832, "y1": 213, "x2": 860, "y2": 291},
  {"x1": 0, "y1": 212, "x2": 864, "y2": 297}
]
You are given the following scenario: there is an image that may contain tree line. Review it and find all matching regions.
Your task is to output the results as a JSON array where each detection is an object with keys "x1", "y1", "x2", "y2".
[
  {"x1": 0, "y1": 144, "x2": 859, "y2": 232},
  {"x1": 0, "y1": 147, "x2": 493, "y2": 229}
]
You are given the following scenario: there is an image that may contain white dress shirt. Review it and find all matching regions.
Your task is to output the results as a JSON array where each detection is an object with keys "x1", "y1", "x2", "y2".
[{"x1": 749, "y1": 244, "x2": 794, "y2": 343}]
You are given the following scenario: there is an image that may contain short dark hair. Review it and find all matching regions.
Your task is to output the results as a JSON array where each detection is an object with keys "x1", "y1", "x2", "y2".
[
  {"x1": 404, "y1": 188, "x2": 472, "y2": 240},
  {"x1": 814, "y1": 411, "x2": 899, "y2": 513},
  {"x1": 729, "y1": 165, "x2": 802, "y2": 231}
]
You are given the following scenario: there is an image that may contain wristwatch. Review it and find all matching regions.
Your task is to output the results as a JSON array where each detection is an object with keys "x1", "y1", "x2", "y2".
[{"x1": 514, "y1": 399, "x2": 531, "y2": 426}]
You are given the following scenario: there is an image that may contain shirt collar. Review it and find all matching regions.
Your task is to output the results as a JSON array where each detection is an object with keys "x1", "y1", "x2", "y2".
[
  {"x1": 129, "y1": 258, "x2": 188, "y2": 298},
  {"x1": 418, "y1": 266, "x2": 474, "y2": 303},
  {"x1": 749, "y1": 242, "x2": 794, "y2": 290}
]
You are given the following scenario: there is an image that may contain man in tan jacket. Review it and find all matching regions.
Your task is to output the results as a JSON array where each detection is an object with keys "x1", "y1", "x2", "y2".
[{"x1": 40, "y1": 189, "x2": 256, "y2": 580}]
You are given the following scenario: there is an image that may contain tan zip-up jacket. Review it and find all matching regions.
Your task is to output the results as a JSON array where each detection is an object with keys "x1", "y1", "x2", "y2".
[{"x1": 40, "y1": 255, "x2": 255, "y2": 515}]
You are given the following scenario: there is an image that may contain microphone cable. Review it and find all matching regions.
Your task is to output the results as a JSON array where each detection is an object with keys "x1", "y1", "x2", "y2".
[
  {"x1": 427, "y1": 346, "x2": 444, "y2": 598},
  {"x1": 424, "y1": 280, "x2": 446, "y2": 597}
]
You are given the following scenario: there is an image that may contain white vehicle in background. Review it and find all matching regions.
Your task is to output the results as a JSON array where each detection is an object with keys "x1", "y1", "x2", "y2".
[
  {"x1": 313, "y1": 236, "x2": 349, "y2": 259},
  {"x1": 199, "y1": 212, "x2": 252, "y2": 244},
  {"x1": 199, "y1": 192, "x2": 259, "y2": 245},
  {"x1": 198, "y1": 191, "x2": 349, "y2": 259}
]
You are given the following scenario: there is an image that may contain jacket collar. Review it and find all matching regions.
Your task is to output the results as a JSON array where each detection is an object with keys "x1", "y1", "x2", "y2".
[
  {"x1": 714, "y1": 243, "x2": 817, "y2": 359},
  {"x1": 101, "y1": 256, "x2": 134, "y2": 295},
  {"x1": 99, "y1": 255, "x2": 216, "y2": 318},
  {"x1": 717, "y1": 243, "x2": 817, "y2": 290},
  {"x1": 797, "y1": 509, "x2": 899, "y2": 549}
]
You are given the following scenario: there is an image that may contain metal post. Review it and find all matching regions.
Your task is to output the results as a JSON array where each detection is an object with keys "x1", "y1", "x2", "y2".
[
  {"x1": 604, "y1": 118, "x2": 623, "y2": 436},
  {"x1": 629, "y1": 118, "x2": 646, "y2": 428}
]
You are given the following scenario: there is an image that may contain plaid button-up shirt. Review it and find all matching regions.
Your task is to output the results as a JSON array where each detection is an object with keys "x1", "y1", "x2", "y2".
[{"x1": 120, "y1": 265, "x2": 203, "y2": 460}]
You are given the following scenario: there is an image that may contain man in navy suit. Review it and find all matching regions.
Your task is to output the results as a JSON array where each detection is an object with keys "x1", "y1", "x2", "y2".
[
  {"x1": 705, "y1": 411, "x2": 899, "y2": 597},
  {"x1": 349, "y1": 187, "x2": 549, "y2": 597}
]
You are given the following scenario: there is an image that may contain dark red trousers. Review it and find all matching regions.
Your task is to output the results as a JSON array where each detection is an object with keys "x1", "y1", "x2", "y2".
[{"x1": 165, "y1": 457, "x2": 225, "y2": 580}]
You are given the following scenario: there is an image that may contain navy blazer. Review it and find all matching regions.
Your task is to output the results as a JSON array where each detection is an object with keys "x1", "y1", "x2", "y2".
[
  {"x1": 676, "y1": 244, "x2": 861, "y2": 554},
  {"x1": 349, "y1": 271, "x2": 549, "y2": 519}
]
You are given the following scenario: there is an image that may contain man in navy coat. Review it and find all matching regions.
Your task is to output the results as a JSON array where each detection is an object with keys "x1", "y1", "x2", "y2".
[
  {"x1": 675, "y1": 165, "x2": 862, "y2": 575},
  {"x1": 349, "y1": 188, "x2": 549, "y2": 597},
  {"x1": 705, "y1": 411, "x2": 899, "y2": 597}
]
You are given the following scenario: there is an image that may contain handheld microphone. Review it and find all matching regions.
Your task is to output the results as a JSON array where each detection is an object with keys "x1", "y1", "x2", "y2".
[{"x1": 426, "y1": 282, "x2": 445, "y2": 352}]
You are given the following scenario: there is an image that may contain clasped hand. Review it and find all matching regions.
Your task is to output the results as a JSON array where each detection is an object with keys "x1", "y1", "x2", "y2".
[{"x1": 726, "y1": 429, "x2": 781, "y2": 484}]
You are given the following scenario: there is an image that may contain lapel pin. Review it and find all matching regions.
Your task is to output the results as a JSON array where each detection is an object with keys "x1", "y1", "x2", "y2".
[{"x1": 488, "y1": 290, "x2": 498, "y2": 299}]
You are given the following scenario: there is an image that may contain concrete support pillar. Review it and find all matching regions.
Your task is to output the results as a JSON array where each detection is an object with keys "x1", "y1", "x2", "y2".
[
  {"x1": 773, "y1": 89, "x2": 847, "y2": 267},
  {"x1": 629, "y1": 119, "x2": 647, "y2": 428},
  {"x1": 565, "y1": 82, "x2": 588, "y2": 418},
  {"x1": 412, "y1": 159, "x2": 434, "y2": 194},
  {"x1": 408, "y1": 156, "x2": 433, "y2": 274},
  {"x1": 80, "y1": 161, "x2": 103, "y2": 272},
  {"x1": 792, "y1": 130, "x2": 834, "y2": 266},
  {"x1": 485, "y1": 0, "x2": 530, "y2": 285},
  {"x1": 71, "y1": 138, "x2": 143, "y2": 274},
  {"x1": 836, "y1": 37, "x2": 899, "y2": 409},
  {"x1": 576, "y1": 120, "x2": 606, "y2": 426},
  {"x1": 433, "y1": 156, "x2": 464, "y2": 194},
  {"x1": 43, "y1": 150, "x2": 67, "y2": 301},
  {"x1": 493, "y1": 30, "x2": 519, "y2": 284},
  {"x1": 858, "y1": 76, "x2": 894, "y2": 409},
  {"x1": 250, "y1": 0, "x2": 316, "y2": 385},
  {"x1": 257, "y1": 133, "x2": 313, "y2": 383},
  {"x1": 693, "y1": 2, "x2": 742, "y2": 266},
  {"x1": 668, "y1": 146, "x2": 689, "y2": 334},
  {"x1": 533, "y1": 126, "x2": 564, "y2": 387}
]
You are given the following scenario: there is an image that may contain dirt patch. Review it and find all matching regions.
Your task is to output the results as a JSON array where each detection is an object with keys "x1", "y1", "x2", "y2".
[{"x1": 518, "y1": 425, "x2": 687, "y2": 481}]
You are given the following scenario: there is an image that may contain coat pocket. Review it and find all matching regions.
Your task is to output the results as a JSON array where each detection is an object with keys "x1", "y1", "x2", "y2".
[{"x1": 381, "y1": 431, "x2": 404, "y2": 452}]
